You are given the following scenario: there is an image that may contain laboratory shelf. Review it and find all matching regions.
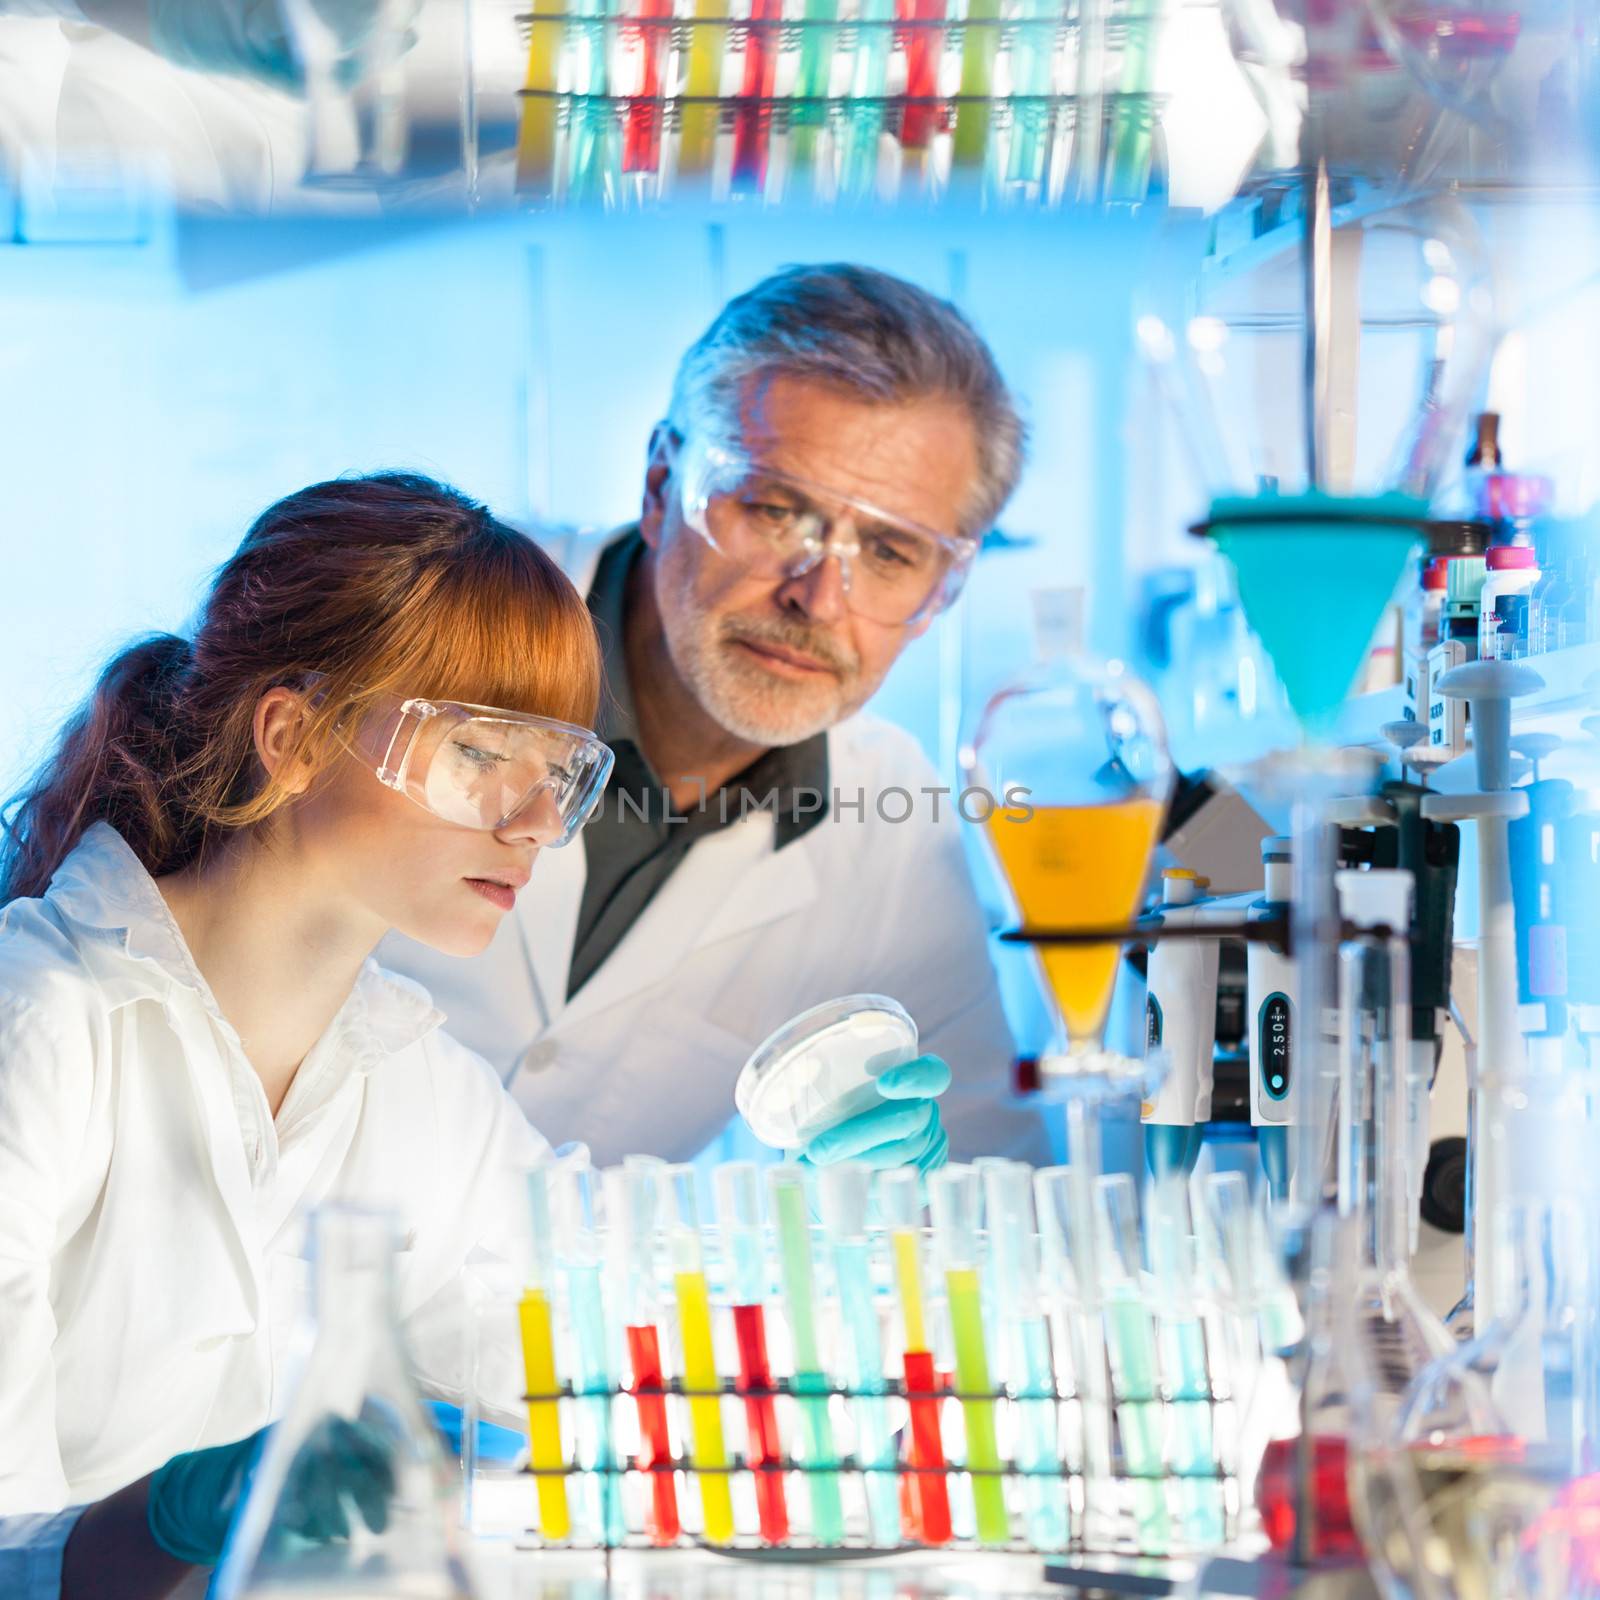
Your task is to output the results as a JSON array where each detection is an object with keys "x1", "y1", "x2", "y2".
[{"x1": 1334, "y1": 641, "x2": 1600, "y2": 758}]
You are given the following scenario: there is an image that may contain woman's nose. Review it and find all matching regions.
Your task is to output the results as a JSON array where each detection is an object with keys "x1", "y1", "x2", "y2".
[{"x1": 497, "y1": 785, "x2": 565, "y2": 847}]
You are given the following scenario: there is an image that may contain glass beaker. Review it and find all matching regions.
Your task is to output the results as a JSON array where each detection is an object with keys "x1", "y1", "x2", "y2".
[{"x1": 212, "y1": 1204, "x2": 477, "y2": 1599}]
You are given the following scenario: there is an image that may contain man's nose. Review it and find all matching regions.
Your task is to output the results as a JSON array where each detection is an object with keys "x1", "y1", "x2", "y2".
[{"x1": 775, "y1": 546, "x2": 850, "y2": 624}]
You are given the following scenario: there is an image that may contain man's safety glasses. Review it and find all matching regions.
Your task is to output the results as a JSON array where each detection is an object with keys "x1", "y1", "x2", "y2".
[
  {"x1": 359, "y1": 698, "x2": 614, "y2": 846},
  {"x1": 674, "y1": 434, "x2": 980, "y2": 627}
]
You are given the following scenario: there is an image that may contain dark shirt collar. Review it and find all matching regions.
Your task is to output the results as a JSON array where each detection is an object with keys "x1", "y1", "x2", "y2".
[{"x1": 585, "y1": 529, "x2": 830, "y2": 846}]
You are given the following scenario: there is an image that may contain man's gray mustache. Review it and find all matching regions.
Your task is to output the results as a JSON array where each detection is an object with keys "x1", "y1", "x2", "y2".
[{"x1": 719, "y1": 619, "x2": 859, "y2": 676}]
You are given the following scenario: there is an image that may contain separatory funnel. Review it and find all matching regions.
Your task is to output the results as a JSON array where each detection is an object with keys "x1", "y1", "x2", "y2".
[{"x1": 961, "y1": 590, "x2": 1173, "y2": 1178}]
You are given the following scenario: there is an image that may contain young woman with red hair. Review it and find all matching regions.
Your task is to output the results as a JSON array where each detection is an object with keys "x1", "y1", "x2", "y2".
[{"x1": 0, "y1": 474, "x2": 611, "y2": 1598}]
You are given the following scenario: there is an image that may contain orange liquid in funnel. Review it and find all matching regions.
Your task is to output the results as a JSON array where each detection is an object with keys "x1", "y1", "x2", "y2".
[{"x1": 986, "y1": 798, "x2": 1164, "y2": 1045}]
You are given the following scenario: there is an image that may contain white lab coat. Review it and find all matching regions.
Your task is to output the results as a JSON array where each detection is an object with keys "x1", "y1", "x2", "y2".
[
  {"x1": 384, "y1": 533, "x2": 1048, "y2": 1168},
  {"x1": 0, "y1": 824, "x2": 544, "y2": 1589}
]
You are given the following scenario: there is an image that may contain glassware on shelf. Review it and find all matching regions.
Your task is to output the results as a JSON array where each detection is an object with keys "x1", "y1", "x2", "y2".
[{"x1": 212, "y1": 1204, "x2": 477, "y2": 1599}]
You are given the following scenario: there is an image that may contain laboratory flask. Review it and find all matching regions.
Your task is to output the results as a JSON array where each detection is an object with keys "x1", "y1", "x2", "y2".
[
  {"x1": 211, "y1": 1203, "x2": 478, "y2": 1600},
  {"x1": 1353, "y1": 1199, "x2": 1600, "y2": 1600}
]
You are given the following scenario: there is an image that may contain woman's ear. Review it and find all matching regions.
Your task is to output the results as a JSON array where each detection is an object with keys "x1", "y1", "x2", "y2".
[{"x1": 253, "y1": 688, "x2": 315, "y2": 795}]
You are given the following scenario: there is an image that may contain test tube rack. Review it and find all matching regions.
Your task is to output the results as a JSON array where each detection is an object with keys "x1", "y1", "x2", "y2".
[
  {"x1": 510, "y1": 0, "x2": 1169, "y2": 208},
  {"x1": 479, "y1": 1208, "x2": 1285, "y2": 1562}
]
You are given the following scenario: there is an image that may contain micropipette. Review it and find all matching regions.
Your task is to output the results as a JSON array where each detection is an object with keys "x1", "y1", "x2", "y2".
[
  {"x1": 1142, "y1": 870, "x2": 1223, "y2": 1179},
  {"x1": 605, "y1": 1159, "x2": 680, "y2": 1544},
  {"x1": 818, "y1": 1164, "x2": 901, "y2": 1547},
  {"x1": 1096, "y1": 1173, "x2": 1170, "y2": 1553},
  {"x1": 1247, "y1": 838, "x2": 1296, "y2": 1200},
  {"x1": 713, "y1": 1161, "x2": 789, "y2": 1544},
  {"x1": 929, "y1": 1164, "x2": 1011, "y2": 1546},
  {"x1": 663, "y1": 1163, "x2": 736, "y2": 1543},
  {"x1": 982, "y1": 1160, "x2": 1067, "y2": 1550},
  {"x1": 522, "y1": 1164, "x2": 572, "y2": 1541},
  {"x1": 770, "y1": 1166, "x2": 846, "y2": 1545},
  {"x1": 878, "y1": 1167, "x2": 952, "y2": 1544}
]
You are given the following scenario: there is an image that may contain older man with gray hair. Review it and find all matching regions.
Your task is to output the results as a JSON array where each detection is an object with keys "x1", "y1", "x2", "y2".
[{"x1": 388, "y1": 262, "x2": 1050, "y2": 1169}]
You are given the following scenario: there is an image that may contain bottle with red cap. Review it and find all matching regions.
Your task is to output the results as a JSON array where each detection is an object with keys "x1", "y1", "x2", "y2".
[
  {"x1": 1404, "y1": 555, "x2": 1449, "y2": 660},
  {"x1": 1479, "y1": 544, "x2": 1541, "y2": 661}
]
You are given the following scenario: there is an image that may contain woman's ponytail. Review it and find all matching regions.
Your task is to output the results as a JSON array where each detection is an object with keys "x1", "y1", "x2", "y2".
[{"x1": 1, "y1": 634, "x2": 195, "y2": 905}]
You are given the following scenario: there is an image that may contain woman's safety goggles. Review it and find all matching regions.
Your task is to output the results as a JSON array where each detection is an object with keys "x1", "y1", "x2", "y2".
[
  {"x1": 674, "y1": 434, "x2": 980, "y2": 627},
  {"x1": 361, "y1": 698, "x2": 613, "y2": 846}
]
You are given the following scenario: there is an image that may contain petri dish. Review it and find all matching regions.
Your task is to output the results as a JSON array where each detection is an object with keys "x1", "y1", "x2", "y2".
[{"x1": 735, "y1": 994, "x2": 919, "y2": 1152}]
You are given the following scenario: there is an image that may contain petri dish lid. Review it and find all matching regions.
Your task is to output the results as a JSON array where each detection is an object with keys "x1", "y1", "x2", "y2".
[{"x1": 735, "y1": 994, "x2": 919, "y2": 1152}]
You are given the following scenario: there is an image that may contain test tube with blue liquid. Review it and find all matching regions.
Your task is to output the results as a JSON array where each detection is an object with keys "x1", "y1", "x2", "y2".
[
  {"x1": 1035, "y1": 1164, "x2": 1104, "y2": 1543},
  {"x1": 981, "y1": 1160, "x2": 1067, "y2": 1550},
  {"x1": 1146, "y1": 1176, "x2": 1223, "y2": 1547},
  {"x1": 551, "y1": 1157, "x2": 625, "y2": 1545},
  {"x1": 1096, "y1": 1174, "x2": 1170, "y2": 1553},
  {"x1": 818, "y1": 1163, "x2": 901, "y2": 1547}
]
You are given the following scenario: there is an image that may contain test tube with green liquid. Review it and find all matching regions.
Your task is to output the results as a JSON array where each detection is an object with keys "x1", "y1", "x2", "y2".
[
  {"x1": 791, "y1": 0, "x2": 840, "y2": 173},
  {"x1": 818, "y1": 1164, "x2": 901, "y2": 1547},
  {"x1": 929, "y1": 1164, "x2": 1010, "y2": 1546},
  {"x1": 552, "y1": 1158, "x2": 625, "y2": 1545},
  {"x1": 951, "y1": 0, "x2": 999, "y2": 172},
  {"x1": 769, "y1": 1166, "x2": 845, "y2": 1546},
  {"x1": 1035, "y1": 1166, "x2": 1104, "y2": 1546},
  {"x1": 1146, "y1": 1176, "x2": 1223, "y2": 1547},
  {"x1": 1097, "y1": 1173, "x2": 1169, "y2": 1553},
  {"x1": 982, "y1": 1161, "x2": 1067, "y2": 1550},
  {"x1": 663, "y1": 1164, "x2": 736, "y2": 1543},
  {"x1": 521, "y1": 1164, "x2": 571, "y2": 1541}
]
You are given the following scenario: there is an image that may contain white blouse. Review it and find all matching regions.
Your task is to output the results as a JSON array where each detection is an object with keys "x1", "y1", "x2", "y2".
[{"x1": 0, "y1": 824, "x2": 546, "y2": 1589}]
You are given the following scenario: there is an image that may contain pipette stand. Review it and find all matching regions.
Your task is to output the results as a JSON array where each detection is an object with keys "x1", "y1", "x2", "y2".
[{"x1": 1417, "y1": 659, "x2": 1541, "y2": 1333}]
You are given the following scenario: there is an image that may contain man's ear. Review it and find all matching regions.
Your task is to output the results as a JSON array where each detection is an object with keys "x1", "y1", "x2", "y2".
[
  {"x1": 639, "y1": 422, "x2": 678, "y2": 550},
  {"x1": 253, "y1": 687, "x2": 315, "y2": 796}
]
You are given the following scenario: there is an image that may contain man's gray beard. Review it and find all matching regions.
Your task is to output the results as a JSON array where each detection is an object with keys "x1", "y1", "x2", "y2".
[{"x1": 671, "y1": 628, "x2": 849, "y2": 746}]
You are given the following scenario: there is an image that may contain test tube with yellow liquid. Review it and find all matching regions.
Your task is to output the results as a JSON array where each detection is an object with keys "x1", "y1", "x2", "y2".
[
  {"x1": 521, "y1": 1164, "x2": 571, "y2": 1541},
  {"x1": 663, "y1": 1164, "x2": 736, "y2": 1544},
  {"x1": 961, "y1": 587, "x2": 1172, "y2": 1178}
]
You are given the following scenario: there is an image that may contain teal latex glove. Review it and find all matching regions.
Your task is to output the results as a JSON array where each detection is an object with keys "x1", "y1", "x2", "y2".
[
  {"x1": 147, "y1": 1414, "x2": 396, "y2": 1567},
  {"x1": 799, "y1": 1053, "x2": 952, "y2": 1173},
  {"x1": 426, "y1": 1399, "x2": 526, "y2": 1465}
]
